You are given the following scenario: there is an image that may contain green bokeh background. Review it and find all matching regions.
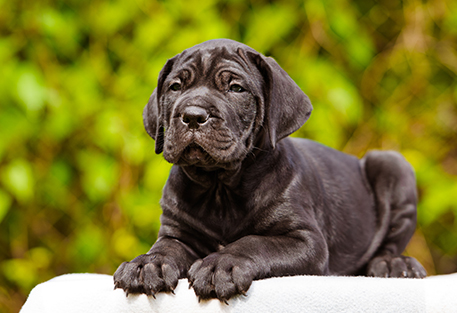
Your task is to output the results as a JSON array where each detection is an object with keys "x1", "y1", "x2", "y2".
[{"x1": 1, "y1": 0, "x2": 457, "y2": 311}]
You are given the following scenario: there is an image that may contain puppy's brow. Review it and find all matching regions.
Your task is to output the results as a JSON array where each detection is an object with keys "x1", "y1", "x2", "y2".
[
  {"x1": 181, "y1": 52, "x2": 195, "y2": 64},
  {"x1": 172, "y1": 66, "x2": 196, "y2": 86},
  {"x1": 178, "y1": 51, "x2": 217, "y2": 79},
  {"x1": 201, "y1": 52, "x2": 213, "y2": 75},
  {"x1": 236, "y1": 48, "x2": 251, "y2": 70}
]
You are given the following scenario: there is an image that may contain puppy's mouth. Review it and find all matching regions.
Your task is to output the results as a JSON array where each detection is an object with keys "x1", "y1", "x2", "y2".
[{"x1": 179, "y1": 143, "x2": 214, "y2": 166}]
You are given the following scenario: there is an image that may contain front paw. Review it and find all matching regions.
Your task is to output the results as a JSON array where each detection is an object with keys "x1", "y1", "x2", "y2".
[
  {"x1": 367, "y1": 255, "x2": 426, "y2": 278},
  {"x1": 188, "y1": 253, "x2": 255, "y2": 302},
  {"x1": 113, "y1": 253, "x2": 181, "y2": 296}
]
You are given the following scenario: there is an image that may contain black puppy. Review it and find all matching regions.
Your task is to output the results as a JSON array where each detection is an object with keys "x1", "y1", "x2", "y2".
[{"x1": 114, "y1": 39, "x2": 426, "y2": 301}]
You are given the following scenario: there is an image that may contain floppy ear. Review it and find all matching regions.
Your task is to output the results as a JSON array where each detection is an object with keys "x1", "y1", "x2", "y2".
[
  {"x1": 248, "y1": 52, "x2": 313, "y2": 149},
  {"x1": 143, "y1": 57, "x2": 176, "y2": 154},
  {"x1": 143, "y1": 89, "x2": 163, "y2": 154}
]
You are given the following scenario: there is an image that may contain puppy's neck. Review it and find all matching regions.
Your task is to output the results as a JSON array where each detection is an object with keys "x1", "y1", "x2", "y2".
[{"x1": 179, "y1": 163, "x2": 243, "y2": 189}]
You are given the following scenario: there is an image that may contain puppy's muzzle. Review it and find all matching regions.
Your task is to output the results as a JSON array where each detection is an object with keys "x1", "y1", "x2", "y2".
[{"x1": 181, "y1": 106, "x2": 209, "y2": 129}]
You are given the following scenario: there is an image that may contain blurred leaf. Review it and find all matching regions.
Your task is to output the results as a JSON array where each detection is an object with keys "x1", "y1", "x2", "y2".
[
  {"x1": 38, "y1": 8, "x2": 81, "y2": 57},
  {"x1": 122, "y1": 134, "x2": 147, "y2": 165},
  {"x1": 0, "y1": 189, "x2": 12, "y2": 223},
  {"x1": 120, "y1": 189, "x2": 162, "y2": 231},
  {"x1": 77, "y1": 151, "x2": 119, "y2": 202},
  {"x1": 112, "y1": 228, "x2": 145, "y2": 260},
  {"x1": 245, "y1": 4, "x2": 298, "y2": 49},
  {"x1": 144, "y1": 157, "x2": 173, "y2": 192},
  {"x1": 0, "y1": 37, "x2": 18, "y2": 62},
  {"x1": 327, "y1": 86, "x2": 362, "y2": 124},
  {"x1": 328, "y1": 5, "x2": 358, "y2": 40},
  {"x1": 0, "y1": 160, "x2": 34, "y2": 203},
  {"x1": 70, "y1": 224, "x2": 106, "y2": 265},
  {"x1": 0, "y1": 106, "x2": 31, "y2": 161},
  {"x1": 15, "y1": 67, "x2": 47, "y2": 113},
  {"x1": 346, "y1": 34, "x2": 375, "y2": 68},
  {"x1": 28, "y1": 247, "x2": 52, "y2": 269},
  {"x1": 419, "y1": 175, "x2": 457, "y2": 225},
  {"x1": 2, "y1": 259, "x2": 37, "y2": 292},
  {"x1": 88, "y1": 0, "x2": 139, "y2": 36}
]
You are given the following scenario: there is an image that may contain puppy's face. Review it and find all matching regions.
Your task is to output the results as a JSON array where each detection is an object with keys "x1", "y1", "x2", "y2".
[
  {"x1": 144, "y1": 39, "x2": 313, "y2": 170},
  {"x1": 159, "y1": 47, "x2": 264, "y2": 168}
]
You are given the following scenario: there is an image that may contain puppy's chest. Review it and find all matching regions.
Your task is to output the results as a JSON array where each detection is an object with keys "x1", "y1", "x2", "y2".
[{"x1": 194, "y1": 184, "x2": 250, "y2": 242}]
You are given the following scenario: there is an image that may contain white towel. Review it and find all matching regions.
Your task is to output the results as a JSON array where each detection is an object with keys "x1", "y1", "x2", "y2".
[{"x1": 20, "y1": 273, "x2": 457, "y2": 313}]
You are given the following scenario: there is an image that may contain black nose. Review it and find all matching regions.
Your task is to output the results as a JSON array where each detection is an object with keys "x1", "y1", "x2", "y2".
[{"x1": 181, "y1": 106, "x2": 209, "y2": 129}]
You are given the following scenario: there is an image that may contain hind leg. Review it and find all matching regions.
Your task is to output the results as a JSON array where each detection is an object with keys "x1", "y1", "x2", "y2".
[{"x1": 363, "y1": 150, "x2": 426, "y2": 278}]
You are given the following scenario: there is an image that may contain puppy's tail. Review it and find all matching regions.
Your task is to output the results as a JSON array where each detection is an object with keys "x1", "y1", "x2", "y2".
[{"x1": 353, "y1": 154, "x2": 392, "y2": 272}]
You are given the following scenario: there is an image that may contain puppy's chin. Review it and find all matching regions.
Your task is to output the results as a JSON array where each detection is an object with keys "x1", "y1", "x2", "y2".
[
  {"x1": 178, "y1": 143, "x2": 214, "y2": 166},
  {"x1": 168, "y1": 143, "x2": 243, "y2": 171}
]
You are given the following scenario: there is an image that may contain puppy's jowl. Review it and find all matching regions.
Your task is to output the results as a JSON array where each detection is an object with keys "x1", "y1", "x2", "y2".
[{"x1": 114, "y1": 39, "x2": 426, "y2": 301}]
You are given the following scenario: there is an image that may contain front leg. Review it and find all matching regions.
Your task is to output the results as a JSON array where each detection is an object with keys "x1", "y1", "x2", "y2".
[
  {"x1": 188, "y1": 229, "x2": 328, "y2": 301},
  {"x1": 114, "y1": 237, "x2": 198, "y2": 296}
]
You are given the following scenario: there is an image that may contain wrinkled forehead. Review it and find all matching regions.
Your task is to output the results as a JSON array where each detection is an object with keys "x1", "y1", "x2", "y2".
[
  {"x1": 172, "y1": 39, "x2": 258, "y2": 76},
  {"x1": 183, "y1": 39, "x2": 256, "y2": 55}
]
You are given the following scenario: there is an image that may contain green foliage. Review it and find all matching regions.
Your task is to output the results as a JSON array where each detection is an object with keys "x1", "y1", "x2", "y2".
[{"x1": 1, "y1": 0, "x2": 457, "y2": 311}]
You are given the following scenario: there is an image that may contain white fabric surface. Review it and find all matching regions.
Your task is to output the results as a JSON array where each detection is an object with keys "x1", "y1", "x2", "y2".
[{"x1": 20, "y1": 273, "x2": 457, "y2": 313}]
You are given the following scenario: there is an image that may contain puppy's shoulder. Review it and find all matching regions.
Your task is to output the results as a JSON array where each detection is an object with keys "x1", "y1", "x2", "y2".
[
  {"x1": 287, "y1": 137, "x2": 324, "y2": 149},
  {"x1": 286, "y1": 137, "x2": 338, "y2": 156},
  {"x1": 286, "y1": 137, "x2": 359, "y2": 168}
]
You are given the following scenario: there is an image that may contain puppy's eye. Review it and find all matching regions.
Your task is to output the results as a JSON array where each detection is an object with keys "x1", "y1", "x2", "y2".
[
  {"x1": 229, "y1": 84, "x2": 245, "y2": 93},
  {"x1": 170, "y1": 83, "x2": 181, "y2": 91}
]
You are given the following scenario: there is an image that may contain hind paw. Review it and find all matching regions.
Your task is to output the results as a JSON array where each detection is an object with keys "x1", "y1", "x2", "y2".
[{"x1": 367, "y1": 255, "x2": 426, "y2": 278}]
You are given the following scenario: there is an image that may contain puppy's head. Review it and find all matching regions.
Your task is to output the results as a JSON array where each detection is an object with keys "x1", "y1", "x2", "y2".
[{"x1": 143, "y1": 39, "x2": 312, "y2": 169}]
